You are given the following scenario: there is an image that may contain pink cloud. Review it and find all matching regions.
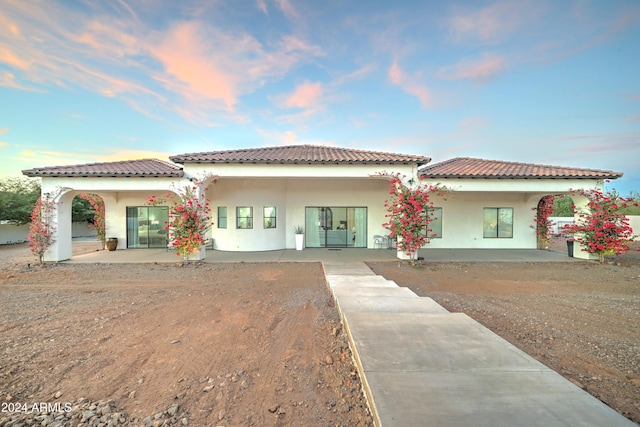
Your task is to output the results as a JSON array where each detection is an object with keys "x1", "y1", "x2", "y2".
[
  {"x1": 284, "y1": 81, "x2": 323, "y2": 109},
  {"x1": 623, "y1": 115, "x2": 640, "y2": 123},
  {"x1": 333, "y1": 64, "x2": 377, "y2": 86},
  {"x1": 437, "y1": 53, "x2": 507, "y2": 82},
  {"x1": 0, "y1": 71, "x2": 43, "y2": 91},
  {"x1": 256, "y1": 0, "x2": 268, "y2": 14},
  {"x1": 446, "y1": 1, "x2": 538, "y2": 45},
  {"x1": 148, "y1": 22, "x2": 239, "y2": 111},
  {"x1": 0, "y1": 46, "x2": 29, "y2": 70},
  {"x1": 275, "y1": 0, "x2": 299, "y2": 21},
  {"x1": 1, "y1": 1, "x2": 322, "y2": 122},
  {"x1": 387, "y1": 61, "x2": 433, "y2": 108},
  {"x1": 388, "y1": 61, "x2": 404, "y2": 85}
]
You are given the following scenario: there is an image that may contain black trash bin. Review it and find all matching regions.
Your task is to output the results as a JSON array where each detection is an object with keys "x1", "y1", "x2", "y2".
[{"x1": 566, "y1": 239, "x2": 574, "y2": 257}]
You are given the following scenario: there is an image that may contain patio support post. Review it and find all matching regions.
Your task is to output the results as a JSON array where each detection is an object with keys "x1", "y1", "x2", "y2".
[
  {"x1": 43, "y1": 189, "x2": 74, "y2": 262},
  {"x1": 101, "y1": 193, "x2": 121, "y2": 250},
  {"x1": 570, "y1": 193, "x2": 599, "y2": 260}
]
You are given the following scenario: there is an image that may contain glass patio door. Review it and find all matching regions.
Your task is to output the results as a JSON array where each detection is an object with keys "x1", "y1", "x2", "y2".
[
  {"x1": 126, "y1": 206, "x2": 169, "y2": 248},
  {"x1": 305, "y1": 207, "x2": 367, "y2": 248}
]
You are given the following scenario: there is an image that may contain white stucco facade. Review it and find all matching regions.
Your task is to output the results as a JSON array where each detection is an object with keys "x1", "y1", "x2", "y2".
[
  {"x1": 36, "y1": 162, "x2": 416, "y2": 260},
  {"x1": 419, "y1": 178, "x2": 606, "y2": 254},
  {"x1": 25, "y1": 146, "x2": 623, "y2": 262},
  {"x1": 208, "y1": 177, "x2": 390, "y2": 251}
]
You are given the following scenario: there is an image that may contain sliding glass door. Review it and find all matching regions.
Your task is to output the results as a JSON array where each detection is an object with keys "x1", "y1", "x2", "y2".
[
  {"x1": 305, "y1": 207, "x2": 367, "y2": 248},
  {"x1": 126, "y1": 206, "x2": 169, "y2": 248}
]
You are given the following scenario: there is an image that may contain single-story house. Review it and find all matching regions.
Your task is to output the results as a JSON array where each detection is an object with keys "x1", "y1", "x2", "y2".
[{"x1": 22, "y1": 144, "x2": 623, "y2": 261}]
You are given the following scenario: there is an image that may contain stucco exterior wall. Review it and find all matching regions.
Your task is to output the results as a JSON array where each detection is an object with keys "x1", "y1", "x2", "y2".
[
  {"x1": 423, "y1": 178, "x2": 605, "y2": 194},
  {"x1": 208, "y1": 177, "x2": 389, "y2": 251},
  {"x1": 424, "y1": 191, "x2": 539, "y2": 249},
  {"x1": 32, "y1": 161, "x2": 620, "y2": 260},
  {"x1": 629, "y1": 216, "x2": 640, "y2": 241}
]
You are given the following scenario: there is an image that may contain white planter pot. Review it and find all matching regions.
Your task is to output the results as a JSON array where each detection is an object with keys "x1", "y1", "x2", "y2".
[
  {"x1": 186, "y1": 245, "x2": 206, "y2": 261},
  {"x1": 295, "y1": 234, "x2": 304, "y2": 251}
]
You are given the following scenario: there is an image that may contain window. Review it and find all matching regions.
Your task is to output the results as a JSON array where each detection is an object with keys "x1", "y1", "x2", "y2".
[
  {"x1": 426, "y1": 207, "x2": 442, "y2": 238},
  {"x1": 263, "y1": 206, "x2": 276, "y2": 229},
  {"x1": 483, "y1": 208, "x2": 513, "y2": 238},
  {"x1": 217, "y1": 206, "x2": 227, "y2": 229},
  {"x1": 236, "y1": 206, "x2": 253, "y2": 229}
]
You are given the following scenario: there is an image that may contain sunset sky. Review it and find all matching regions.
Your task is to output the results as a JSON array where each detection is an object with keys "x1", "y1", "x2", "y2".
[{"x1": 1, "y1": 0, "x2": 639, "y2": 194}]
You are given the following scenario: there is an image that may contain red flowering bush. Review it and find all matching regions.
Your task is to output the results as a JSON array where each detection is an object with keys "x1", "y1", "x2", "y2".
[
  {"x1": 380, "y1": 172, "x2": 448, "y2": 259},
  {"x1": 28, "y1": 194, "x2": 57, "y2": 264},
  {"x1": 563, "y1": 188, "x2": 637, "y2": 262},
  {"x1": 79, "y1": 193, "x2": 105, "y2": 248},
  {"x1": 533, "y1": 195, "x2": 555, "y2": 248},
  {"x1": 147, "y1": 179, "x2": 212, "y2": 259}
]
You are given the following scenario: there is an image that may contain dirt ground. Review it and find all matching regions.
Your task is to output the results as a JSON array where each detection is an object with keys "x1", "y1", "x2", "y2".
[
  {"x1": 368, "y1": 238, "x2": 640, "y2": 425},
  {"x1": 0, "y1": 243, "x2": 373, "y2": 427}
]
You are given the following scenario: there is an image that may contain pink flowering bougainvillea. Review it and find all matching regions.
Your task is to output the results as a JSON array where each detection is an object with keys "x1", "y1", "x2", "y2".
[
  {"x1": 79, "y1": 193, "x2": 106, "y2": 249},
  {"x1": 28, "y1": 193, "x2": 57, "y2": 264},
  {"x1": 563, "y1": 187, "x2": 637, "y2": 262},
  {"x1": 147, "y1": 179, "x2": 213, "y2": 259},
  {"x1": 380, "y1": 172, "x2": 449, "y2": 260},
  {"x1": 532, "y1": 195, "x2": 555, "y2": 248}
]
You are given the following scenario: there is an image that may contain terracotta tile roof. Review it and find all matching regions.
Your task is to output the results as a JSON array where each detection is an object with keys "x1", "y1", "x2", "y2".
[
  {"x1": 170, "y1": 144, "x2": 431, "y2": 165},
  {"x1": 420, "y1": 157, "x2": 623, "y2": 180},
  {"x1": 22, "y1": 159, "x2": 184, "y2": 178}
]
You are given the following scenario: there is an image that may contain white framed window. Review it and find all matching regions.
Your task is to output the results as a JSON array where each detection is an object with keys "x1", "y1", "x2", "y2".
[
  {"x1": 263, "y1": 206, "x2": 276, "y2": 229},
  {"x1": 483, "y1": 207, "x2": 513, "y2": 238},
  {"x1": 236, "y1": 206, "x2": 253, "y2": 229}
]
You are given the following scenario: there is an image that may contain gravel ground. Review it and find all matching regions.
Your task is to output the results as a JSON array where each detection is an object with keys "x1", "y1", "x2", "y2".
[{"x1": 0, "y1": 242, "x2": 373, "y2": 427}]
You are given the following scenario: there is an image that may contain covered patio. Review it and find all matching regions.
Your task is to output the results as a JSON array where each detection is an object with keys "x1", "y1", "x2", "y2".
[{"x1": 65, "y1": 244, "x2": 577, "y2": 264}]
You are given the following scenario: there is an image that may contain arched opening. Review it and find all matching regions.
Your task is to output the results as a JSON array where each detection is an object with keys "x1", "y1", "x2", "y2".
[
  {"x1": 534, "y1": 195, "x2": 555, "y2": 249},
  {"x1": 534, "y1": 194, "x2": 576, "y2": 252},
  {"x1": 71, "y1": 193, "x2": 105, "y2": 254},
  {"x1": 548, "y1": 194, "x2": 575, "y2": 238}
]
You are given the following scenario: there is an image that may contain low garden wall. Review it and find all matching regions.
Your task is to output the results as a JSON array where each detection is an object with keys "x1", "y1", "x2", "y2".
[{"x1": 0, "y1": 222, "x2": 96, "y2": 245}]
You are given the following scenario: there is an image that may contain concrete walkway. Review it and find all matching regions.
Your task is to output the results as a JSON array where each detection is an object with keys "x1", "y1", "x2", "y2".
[{"x1": 323, "y1": 261, "x2": 636, "y2": 427}]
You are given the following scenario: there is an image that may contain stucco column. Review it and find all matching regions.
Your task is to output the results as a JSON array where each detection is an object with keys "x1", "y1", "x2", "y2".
[
  {"x1": 101, "y1": 193, "x2": 123, "y2": 250},
  {"x1": 570, "y1": 193, "x2": 599, "y2": 261},
  {"x1": 43, "y1": 189, "x2": 74, "y2": 262}
]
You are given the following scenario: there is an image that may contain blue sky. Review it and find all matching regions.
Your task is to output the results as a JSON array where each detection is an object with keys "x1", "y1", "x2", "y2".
[{"x1": 1, "y1": 0, "x2": 639, "y2": 194}]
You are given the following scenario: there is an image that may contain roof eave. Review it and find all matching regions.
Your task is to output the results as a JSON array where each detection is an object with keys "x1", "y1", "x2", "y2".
[{"x1": 420, "y1": 174, "x2": 623, "y2": 180}]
